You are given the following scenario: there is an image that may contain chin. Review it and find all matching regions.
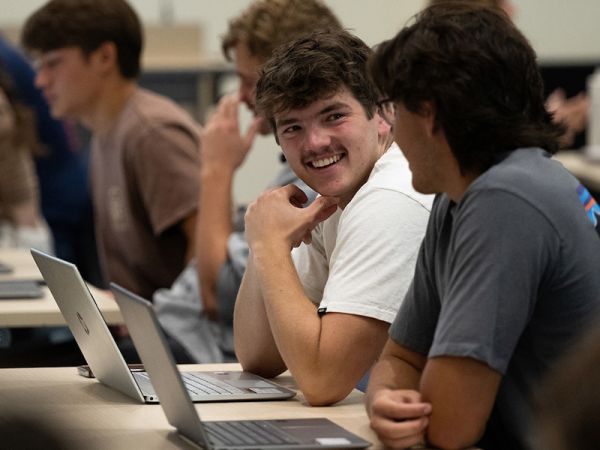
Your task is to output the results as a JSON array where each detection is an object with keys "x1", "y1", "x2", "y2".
[{"x1": 49, "y1": 108, "x2": 64, "y2": 119}]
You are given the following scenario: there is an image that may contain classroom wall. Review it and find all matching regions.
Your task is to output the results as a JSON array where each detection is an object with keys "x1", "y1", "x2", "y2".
[{"x1": 2, "y1": 0, "x2": 600, "y2": 203}]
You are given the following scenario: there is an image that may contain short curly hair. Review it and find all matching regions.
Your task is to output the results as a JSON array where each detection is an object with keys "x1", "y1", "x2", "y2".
[
  {"x1": 221, "y1": 0, "x2": 342, "y2": 63},
  {"x1": 255, "y1": 30, "x2": 379, "y2": 131}
]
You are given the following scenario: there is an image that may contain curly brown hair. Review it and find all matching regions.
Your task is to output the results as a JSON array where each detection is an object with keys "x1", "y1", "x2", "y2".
[
  {"x1": 221, "y1": 0, "x2": 342, "y2": 63},
  {"x1": 255, "y1": 30, "x2": 379, "y2": 132}
]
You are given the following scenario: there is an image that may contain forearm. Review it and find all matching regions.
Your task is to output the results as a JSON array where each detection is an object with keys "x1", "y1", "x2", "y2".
[
  {"x1": 252, "y1": 243, "x2": 377, "y2": 405},
  {"x1": 419, "y1": 357, "x2": 501, "y2": 449},
  {"x1": 196, "y1": 167, "x2": 235, "y2": 305},
  {"x1": 366, "y1": 345, "x2": 423, "y2": 415},
  {"x1": 233, "y1": 256, "x2": 286, "y2": 377}
]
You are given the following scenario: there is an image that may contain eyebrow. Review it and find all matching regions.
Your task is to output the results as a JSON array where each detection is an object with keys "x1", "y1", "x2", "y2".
[{"x1": 276, "y1": 101, "x2": 351, "y2": 128}]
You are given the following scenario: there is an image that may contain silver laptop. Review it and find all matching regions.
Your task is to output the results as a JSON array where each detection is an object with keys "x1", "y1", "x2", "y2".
[
  {"x1": 113, "y1": 282, "x2": 371, "y2": 450},
  {"x1": 0, "y1": 280, "x2": 44, "y2": 299},
  {"x1": 31, "y1": 249, "x2": 296, "y2": 404}
]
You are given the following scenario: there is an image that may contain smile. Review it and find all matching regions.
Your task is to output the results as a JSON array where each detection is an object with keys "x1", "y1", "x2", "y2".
[{"x1": 310, "y1": 154, "x2": 343, "y2": 168}]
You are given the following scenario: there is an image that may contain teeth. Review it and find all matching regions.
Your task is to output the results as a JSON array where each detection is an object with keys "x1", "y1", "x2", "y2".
[{"x1": 312, "y1": 154, "x2": 341, "y2": 168}]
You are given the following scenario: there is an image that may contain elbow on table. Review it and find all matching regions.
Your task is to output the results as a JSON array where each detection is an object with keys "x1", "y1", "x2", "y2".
[
  {"x1": 299, "y1": 378, "x2": 354, "y2": 407},
  {"x1": 238, "y1": 356, "x2": 285, "y2": 380},
  {"x1": 426, "y1": 423, "x2": 482, "y2": 450}
]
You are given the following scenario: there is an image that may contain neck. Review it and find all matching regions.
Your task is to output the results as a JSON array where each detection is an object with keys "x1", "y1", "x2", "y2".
[{"x1": 81, "y1": 78, "x2": 136, "y2": 135}]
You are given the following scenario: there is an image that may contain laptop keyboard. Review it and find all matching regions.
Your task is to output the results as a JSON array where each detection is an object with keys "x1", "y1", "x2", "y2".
[
  {"x1": 205, "y1": 420, "x2": 299, "y2": 446},
  {"x1": 181, "y1": 372, "x2": 245, "y2": 396}
]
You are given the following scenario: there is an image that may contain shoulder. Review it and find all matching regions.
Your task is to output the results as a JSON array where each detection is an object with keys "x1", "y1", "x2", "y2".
[
  {"x1": 360, "y1": 144, "x2": 434, "y2": 211},
  {"x1": 121, "y1": 88, "x2": 201, "y2": 143},
  {"x1": 465, "y1": 148, "x2": 583, "y2": 229},
  {"x1": 346, "y1": 145, "x2": 433, "y2": 220}
]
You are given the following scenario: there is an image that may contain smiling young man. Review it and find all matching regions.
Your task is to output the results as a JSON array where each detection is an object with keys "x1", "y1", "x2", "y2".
[
  {"x1": 365, "y1": 4, "x2": 600, "y2": 450},
  {"x1": 22, "y1": 0, "x2": 200, "y2": 299},
  {"x1": 152, "y1": 0, "x2": 344, "y2": 364},
  {"x1": 233, "y1": 30, "x2": 432, "y2": 406}
]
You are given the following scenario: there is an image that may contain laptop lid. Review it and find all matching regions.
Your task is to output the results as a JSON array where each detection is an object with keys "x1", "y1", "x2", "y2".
[
  {"x1": 112, "y1": 282, "x2": 371, "y2": 450},
  {"x1": 30, "y1": 249, "x2": 146, "y2": 403},
  {"x1": 112, "y1": 282, "x2": 213, "y2": 447}
]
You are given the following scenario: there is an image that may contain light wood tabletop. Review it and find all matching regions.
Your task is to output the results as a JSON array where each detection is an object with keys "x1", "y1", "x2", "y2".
[
  {"x1": 0, "y1": 249, "x2": 122, "y2": 327},
  {"x1": 0, "y1": 363, "x2": 382, "y2": 450}
]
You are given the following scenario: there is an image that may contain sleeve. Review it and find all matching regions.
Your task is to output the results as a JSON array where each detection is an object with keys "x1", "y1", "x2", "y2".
[
  {"x1": 128, "y1": 124, "x2": 200, "y2": 235},
  {"x1": 292, "y1": 224, "x2": 331, "y2": 306},
  {"x1": 321, "y1": 188, "x2": 430, "y2": 323},
  {"x1": 430, "y1": 190, "x2": 558, "y2": 374},
  {"x1": 388, "y1": 197, "x2": 442, "y2": 355}
]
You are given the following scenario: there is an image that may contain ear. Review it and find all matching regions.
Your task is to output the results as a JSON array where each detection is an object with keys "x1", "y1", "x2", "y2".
[
  {"x1": 91, "y1": 41, "x2": 118, "y2": 76},
  {"x1": 419, "y1": 101, "x2": 437, "y2": 138},
  {"x1": 375, "y1": 110, "x2": 392, "y2": 141}
]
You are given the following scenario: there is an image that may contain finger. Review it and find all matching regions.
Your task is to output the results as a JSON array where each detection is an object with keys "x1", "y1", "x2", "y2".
[
  {"x1": 372, "y1": 398, "x2": 431, "y2": 420},
  {"x1": 244, "y1": 116, "x2": 263, "y2": 148},
  {"x1": 387, "y1": 389, "x2": 425, "y2": 404},
  {"x1": 306, "y1": 196, "x2": 339, "y2": 223},
  {"x1": 281, "y1": 184, "x2": 309, "y2": 206},
  {"x1": 221, "y1": 94, "x2": 240, "y2": 121},
  {"x1": 371, "y1": 415, "x2": 429, "y2": 447},
  {"x1": 302, "y1": 230, "x2": 312, "y2": 246}
]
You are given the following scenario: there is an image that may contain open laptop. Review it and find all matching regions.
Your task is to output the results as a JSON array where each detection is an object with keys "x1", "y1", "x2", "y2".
[
  {"x1": 113, "y1": 282, "x2": 371, "y2": 450},
  {"x1": 31, "y1": 249, "x2": 296, "y2": 404},
  {"x1": 0, "y1": 279, "x2": 44, "y2": 299},
  {"x1": 0, "y1": 260, "x2": 13, "y2": 274}
]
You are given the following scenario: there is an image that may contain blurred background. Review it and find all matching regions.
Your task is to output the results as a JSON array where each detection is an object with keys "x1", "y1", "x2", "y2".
[{"x1": 1, "y1": 0, "x2": 599, "y2": 204}]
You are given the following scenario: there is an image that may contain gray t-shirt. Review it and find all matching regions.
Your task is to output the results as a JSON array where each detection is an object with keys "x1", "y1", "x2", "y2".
[{"x1": 390, "y1": 148, "x2": 600, "y2": 450}]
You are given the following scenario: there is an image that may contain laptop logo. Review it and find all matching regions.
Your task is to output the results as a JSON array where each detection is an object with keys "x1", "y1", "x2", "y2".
[{"x1": 77, "y1": 312, "x2": 90, "y2": 335}]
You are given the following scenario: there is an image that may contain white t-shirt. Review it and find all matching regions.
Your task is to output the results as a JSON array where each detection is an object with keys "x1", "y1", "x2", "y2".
[{"x1": 292, "y1": 143, "x2": 432, "y2": 323}]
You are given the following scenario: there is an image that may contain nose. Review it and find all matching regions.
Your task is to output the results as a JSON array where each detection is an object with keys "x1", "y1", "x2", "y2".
[
  {"x1": 34, "y1": 69, "x2": 48, "y2": 90},
  {"x1": 305, "y1": 125, "x2": 331, "y2": 152},
  {"x1": 238, "y1": 83, "x2": 255, "y2": 110}
]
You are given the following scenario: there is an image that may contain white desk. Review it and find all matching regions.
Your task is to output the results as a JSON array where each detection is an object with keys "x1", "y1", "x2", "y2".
[
  {"x1": 0, "y1": 249, "x2": 122, "y2": 327},
  {"x1": 0, "y1": 363, "x2": 382, "y2": 450}
]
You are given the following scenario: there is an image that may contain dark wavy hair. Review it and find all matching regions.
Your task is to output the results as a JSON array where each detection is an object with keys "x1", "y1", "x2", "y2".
[
  {"x1": 255, "y1": 29, "x2": 379, "y2": 131},
  {"x1": 22, "y1": 0, "x2": 142, "y2": 79},
  {"x1": 370, "y1": 2, "x2": 564, "y2": 175}
]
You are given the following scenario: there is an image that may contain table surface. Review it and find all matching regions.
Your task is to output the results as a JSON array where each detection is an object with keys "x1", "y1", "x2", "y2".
[
  {"x1": 0, "y1": 363, "x2": 382, "y2": 450},
  {"x1": 0, "y1": 249, "x2": 122, "y2": 327}
]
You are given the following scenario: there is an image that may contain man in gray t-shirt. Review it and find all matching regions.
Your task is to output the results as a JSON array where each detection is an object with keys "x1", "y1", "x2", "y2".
[{"x1": 365, "y1": 5, "x2": 600, "y2": 450}]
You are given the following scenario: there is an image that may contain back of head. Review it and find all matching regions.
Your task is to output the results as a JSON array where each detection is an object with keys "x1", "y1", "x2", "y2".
[
  {"x1": 221, "y1": 0, "x2": 342, "y2": 63},
  {"x1": 22, "y1": 0, "x2": 142, "y2": 79},
  {"x1": 256, "y1": 29, "x2": 379, "y2": 127},
  {"x1": 370, "y1": 2, "x2": 563, "y2": 175}
]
